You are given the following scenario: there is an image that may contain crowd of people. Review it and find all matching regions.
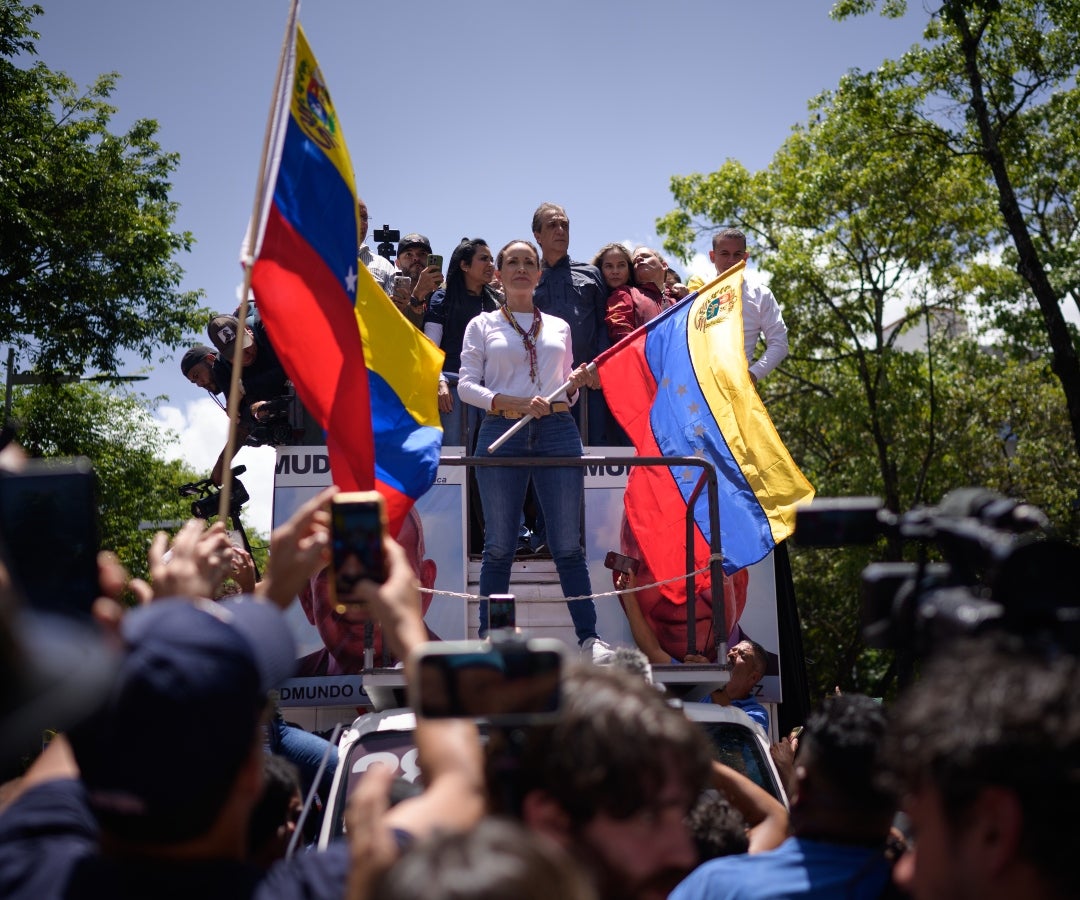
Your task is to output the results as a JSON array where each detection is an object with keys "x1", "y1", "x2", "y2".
[
  {"x1": 180, "y1": 201, "x2": 788, "y2": 465},
  {"x1": 0, "y1": 470, "x2": 1075, "y2": 899},
  {"x1": 2, "y1": 201, "x2": 1065, "y2": 898},
  {"x1": 176, "y1": 201, "x2": 790, "y2": 662}
]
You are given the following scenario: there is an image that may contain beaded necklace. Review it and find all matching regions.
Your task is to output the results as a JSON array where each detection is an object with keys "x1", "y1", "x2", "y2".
[{"x1": 501, "y1": 305, "x2": 543, "y2": 385}]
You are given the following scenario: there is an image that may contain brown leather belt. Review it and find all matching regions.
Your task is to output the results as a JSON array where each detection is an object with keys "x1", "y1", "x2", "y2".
[{"x1": 490, "y1": 401, "x2": 570, "y2": 420}]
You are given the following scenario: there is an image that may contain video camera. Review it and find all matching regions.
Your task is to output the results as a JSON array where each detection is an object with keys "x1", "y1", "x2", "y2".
[
  {"x1": 373, "y1": 224, "x2": 399, "y2": 261},
  {"x1": 178, "y1": 465, "x2": 250, "y2": 520},
  {"x1": 795, "y1": 488, "x2": 1080, "y2": 657},
  {"x1": 246, "y1": 382, "x2": 301, "y2": 448}
]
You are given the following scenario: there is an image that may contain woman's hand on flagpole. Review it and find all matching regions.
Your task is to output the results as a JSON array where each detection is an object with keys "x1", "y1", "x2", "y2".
[
  {"x1": 485, "y1": 376, "x2": 577, "y2": 454},
  {"x1": 570, "y1": 362, "x2": 601, "y2": 391}
]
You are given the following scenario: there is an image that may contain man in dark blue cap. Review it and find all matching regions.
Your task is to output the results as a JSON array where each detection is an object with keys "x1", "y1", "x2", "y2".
[{"x1": 0, "y1": 596, "x2": 349, "y2": 899}]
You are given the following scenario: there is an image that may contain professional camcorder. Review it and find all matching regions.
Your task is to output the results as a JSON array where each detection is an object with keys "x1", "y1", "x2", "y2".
[
  {"x1": 247, "y1": 394, "x2": 296, "y2": 447},
  {"x1": 795, "y1": 488, "x2": 1080, "y2": 657},
  {"x1": 179, "y1": 465, "x2": 250, "y2": 520}
]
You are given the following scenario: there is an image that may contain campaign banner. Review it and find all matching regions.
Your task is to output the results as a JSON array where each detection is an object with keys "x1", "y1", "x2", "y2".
[
  {"x1": 274, "y1": 446, "x2": 467, "y2": 707},
  {"x1": 274, "y1": 445, "x2": 782, "y2": 706}
]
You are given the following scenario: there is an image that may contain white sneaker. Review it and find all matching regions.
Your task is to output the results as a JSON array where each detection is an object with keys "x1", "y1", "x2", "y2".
[{"x1": 581, "y1": 637, "x2": 614, "y2": 665}]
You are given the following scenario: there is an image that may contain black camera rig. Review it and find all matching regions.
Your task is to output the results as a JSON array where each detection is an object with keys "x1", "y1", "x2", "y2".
[
  {"x1": 177, "y1": 465, "x2": 259, "y2": 580},
  {"x1": 796, "y1": 488, "x2": 1080, "y2": 666},
  {"x1": 247, "y1": 394, "x2": 296, "y2": 448},
  {"x1": 372, "y1": 224, "x2": 399, "y2": 261},
  {"x1": 179, "y1": 465, "x2": 250, "y2": 521}
]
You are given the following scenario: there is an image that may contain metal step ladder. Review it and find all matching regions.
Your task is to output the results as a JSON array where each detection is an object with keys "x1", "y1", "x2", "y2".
[{"x1": 466, "y1": 557, "x2": 581, "y2": 648}]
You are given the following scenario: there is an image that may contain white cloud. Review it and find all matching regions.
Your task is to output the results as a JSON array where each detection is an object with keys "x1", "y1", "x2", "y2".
[{"x1": 153, "y1": 398, "x2": 276, "y2": 538}]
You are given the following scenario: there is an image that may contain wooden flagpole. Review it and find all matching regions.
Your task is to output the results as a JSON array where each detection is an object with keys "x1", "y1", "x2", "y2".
[{"x1": 217, "y1": 0, "x2": 300, "y2": 521}]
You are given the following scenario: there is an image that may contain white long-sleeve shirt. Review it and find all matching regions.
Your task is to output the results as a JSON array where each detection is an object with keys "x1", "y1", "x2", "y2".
[{"x1": 457, "y1": 308, "x2": 577, "y2": 411}]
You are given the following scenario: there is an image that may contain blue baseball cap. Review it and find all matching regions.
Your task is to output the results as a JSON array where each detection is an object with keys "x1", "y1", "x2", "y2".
[{"x1": 69, "y1": 598, "x2": 296, "y2": 843}]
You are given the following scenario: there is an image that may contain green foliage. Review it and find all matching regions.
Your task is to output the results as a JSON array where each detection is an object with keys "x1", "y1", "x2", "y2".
[
  {"x1": 925, "y1": 343, "x2": 1080, "y2": 531},
  {"x1": 787, "y1": 542, "x2": 890, "y2": 697},
  {"x1": 11, "y1": 383, "x2": 205, "y2": 582},
  {"x1": 783, "y1": 340, "x2": 1080, "y2": 698},
  {"x1": 830, "y1": 0, "x2": 909, "y2": 19},
  {"x1": 0, "y1": 0, "x2": 207, "y2": 376},
  {"x1": 830, "y1": 0, "x2": 1080, "y2": 454},
  {"x1": 658, "y1": 3, "x2": 1080, "y2": 697}
]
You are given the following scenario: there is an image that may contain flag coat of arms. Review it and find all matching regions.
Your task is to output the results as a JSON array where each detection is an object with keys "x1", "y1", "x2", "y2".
[{"x1": 247, "y1": 16, "x2": 442, "y2": 534}]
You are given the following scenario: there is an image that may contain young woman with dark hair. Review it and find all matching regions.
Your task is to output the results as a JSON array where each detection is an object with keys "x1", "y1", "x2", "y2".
[
  {"x1": 423, "y1": 238, "x2": 501, "y2": 447},
  {"x1": 603, "y1": 245, "x2": 679, "y2": 344},
  {"x1": 591, "y1": 242, "x2": 635, "y2": 295}
]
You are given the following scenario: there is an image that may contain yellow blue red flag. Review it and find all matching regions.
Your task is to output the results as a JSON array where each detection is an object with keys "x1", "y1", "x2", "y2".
[
  {"x1": 248, "y1": 16, "x2": 442, "y2": 534},
  {"x1": 596, "y1": 261, "x2": 814, "y2": 603}
]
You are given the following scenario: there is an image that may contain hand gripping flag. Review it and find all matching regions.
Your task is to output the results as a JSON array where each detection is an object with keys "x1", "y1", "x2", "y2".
[
  {"x1": 247, "y1": 17, "x2": 442, "y2": 534},
  {"x1": 595, "y1": 261, "x2": 814, "y2": 604}
]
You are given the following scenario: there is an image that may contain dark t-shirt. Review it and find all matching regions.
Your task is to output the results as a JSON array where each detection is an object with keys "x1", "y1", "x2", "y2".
[
  {"x1": 533, "y1": 255, "x2": 609, "y2": 367},
  {"x1": 213, "y1": 320, "x2": 290, "y2": 418},
  {"x1": 0, "y1": 779, "x2": 348, "y2": 900},
  {"x1": 239, "y1": 320, "x2": 290, "y2": 404},
  {"x1": 424, "y1": 286, "x2": 499, "y2": 374}
]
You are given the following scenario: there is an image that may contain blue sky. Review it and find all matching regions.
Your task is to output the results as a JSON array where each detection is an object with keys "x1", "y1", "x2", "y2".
[{"x1": 25, "y1": 0, "x2": 929, "y2": 530}]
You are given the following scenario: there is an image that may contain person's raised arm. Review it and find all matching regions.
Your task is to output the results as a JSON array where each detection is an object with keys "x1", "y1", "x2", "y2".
[
  {"x1": 615, "y1": 570, "x2": 671, "y2": 665},
  {"x1": 255, "y1": 485, "x2": 336, "y2": 609},
  {"x1": 343, "y1": 764, "x2": 398, "y2": 900},
  {"x1": 710, "y1": 760, "x2": 789, "y2": 854},
  {"x1": 147, "y1": 520, "x2": 235, "y2": 600},
  {"x1": 353, "y1": 538, "x2": 486, "y2": 840},
  {"x1": 769, "y1": 731, "x2": 799, "y2": 799}
]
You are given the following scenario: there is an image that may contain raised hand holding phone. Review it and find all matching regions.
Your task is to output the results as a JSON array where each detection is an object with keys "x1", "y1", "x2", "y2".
[{"x1": 329, "y1": 492, "x2": 388, "y2": 609}]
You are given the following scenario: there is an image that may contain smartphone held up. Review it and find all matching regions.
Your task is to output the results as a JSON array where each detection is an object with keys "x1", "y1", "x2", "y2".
[
  {"x1": 329, "y1": 491, "x2": 388, "y2": 607},
  {"x1": 0, "y1": 456, "x2": 100, "y2": 619},
  {"x1": 409, "y1": 638, "x2": 564, "y2": 725},
  {"x1": 488, "y1": 593, "x2": 516, "y2": 633},
  {"x1": 603, "y1": 550, "x2": 639, "y2": 575}
]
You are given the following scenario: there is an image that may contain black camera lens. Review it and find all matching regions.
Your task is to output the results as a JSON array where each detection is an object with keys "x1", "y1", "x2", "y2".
[{"x1": 190, "y1": 494, "x2": 218, "y2": 520}]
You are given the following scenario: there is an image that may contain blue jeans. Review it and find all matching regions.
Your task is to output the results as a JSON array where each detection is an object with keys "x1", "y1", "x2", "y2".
[
  {"x1": 569, "y1": 386, "x2": 610, "y2": 447},
  {"x1": 268, "y1": 712, "x2": 339, "y2": 806},
  {"x1": 475, "y1": 411, "x2": 597, "y2": 644},
  {"x1": 439, "y1": 379, "x2": 483, "y2": 450}
]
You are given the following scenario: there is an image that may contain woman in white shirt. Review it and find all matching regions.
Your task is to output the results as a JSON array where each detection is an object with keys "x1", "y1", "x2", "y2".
[{"x1": 458, "y1": 240, "x2": 607, "y2": 657}]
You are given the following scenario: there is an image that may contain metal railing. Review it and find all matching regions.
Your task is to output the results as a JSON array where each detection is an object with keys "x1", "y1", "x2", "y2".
[{"x1": 440, "y1": 452, "x2": 727, "y2": 662}]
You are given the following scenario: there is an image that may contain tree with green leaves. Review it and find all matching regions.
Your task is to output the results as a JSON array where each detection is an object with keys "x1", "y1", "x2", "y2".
[
  {"x1": 657, "y1": 51, "x2": 1080, "y2": 696},
  {"x1": 659, "y1": 73, "x2": 997, "y2": 516},
  {"x1": 11, "y1": 383, "x2": 212, "y2": 583},
  {"x1": 831, "y1": 0, "x2": 1080, "y2": 456},
  {"x1": 0, "y1": 0, "x2": 206, "y2": 377}
]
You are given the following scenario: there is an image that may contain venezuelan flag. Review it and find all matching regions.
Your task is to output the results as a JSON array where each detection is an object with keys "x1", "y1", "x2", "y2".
[
  {"x1": 596, "y1": 261, "x2": 814, "y2": 602},
  {"x1": 355, "y1": 261, "x2": 444, "y2": 533},
  {"x1": 249, "y1": 18, "x2": 443, "y2": 534}
]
